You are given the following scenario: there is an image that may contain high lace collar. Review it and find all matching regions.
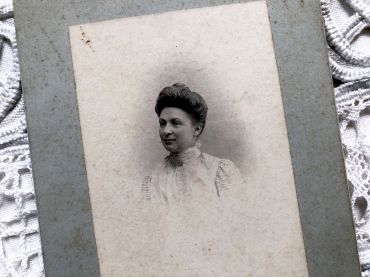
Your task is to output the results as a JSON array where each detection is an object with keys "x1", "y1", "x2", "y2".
[{"x1": 166, "y1": 146, "x2": 201, "y2": 167}]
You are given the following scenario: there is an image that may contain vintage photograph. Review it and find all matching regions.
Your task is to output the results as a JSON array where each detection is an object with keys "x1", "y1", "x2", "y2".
[
  {"x1": 141, "y1": 82, "x2": 245, "y2": 204},
  {"x1": 69, "y1": 1, "x2": 307, "y2": 275}
]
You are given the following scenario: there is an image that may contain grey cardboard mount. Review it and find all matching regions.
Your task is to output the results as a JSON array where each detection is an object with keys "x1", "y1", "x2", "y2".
[{"x1": 13, "y1": 0, "x2": 360, "y2": 276}]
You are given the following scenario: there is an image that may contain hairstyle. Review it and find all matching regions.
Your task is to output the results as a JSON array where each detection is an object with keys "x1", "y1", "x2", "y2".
[{"x1": 155, "y1": 83, "x2": 208, "y2": 134}]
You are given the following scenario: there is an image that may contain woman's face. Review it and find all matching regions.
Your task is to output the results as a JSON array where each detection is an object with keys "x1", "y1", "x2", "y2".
[{"x1": 158, "y1": 107, "x2": 201, "y2": 154}]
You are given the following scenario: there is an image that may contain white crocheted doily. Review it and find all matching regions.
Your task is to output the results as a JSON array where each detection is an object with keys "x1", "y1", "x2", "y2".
[
  {"x1": 322, "y1": 0, "x2": 370, "y2": 275},
  {"x1": 0, "y1": 0, "x2": 44, "y2": 276}
]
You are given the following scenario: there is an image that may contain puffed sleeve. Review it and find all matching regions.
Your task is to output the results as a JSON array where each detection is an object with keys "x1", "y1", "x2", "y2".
[{"x1": 214, "y1": 159, "x2": 245, "y2": 199}]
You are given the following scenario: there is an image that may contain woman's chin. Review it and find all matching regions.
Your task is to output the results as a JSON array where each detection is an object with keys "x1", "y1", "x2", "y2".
[{"x1": 162, "y1": 144, "x2": 179, "y2": 153}]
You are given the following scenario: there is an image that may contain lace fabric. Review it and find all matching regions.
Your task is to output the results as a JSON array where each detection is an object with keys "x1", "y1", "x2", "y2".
[
  {"x1": 0, "y1": 0, "x2": 44, "y2": 276},
  {"x1": 322, "y1": 0, "x2": 370, "y2": 82},
  {"x1": 322, "y1": 0, "x2": 370, "y2": 275},
  {"x1": 335, "y1": 80, "x2": 370, "y2": 268}
]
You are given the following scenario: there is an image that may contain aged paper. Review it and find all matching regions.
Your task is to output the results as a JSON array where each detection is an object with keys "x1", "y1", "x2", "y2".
[{"x1": 69, "y1": 1, "x2": 308, "y2": 275}]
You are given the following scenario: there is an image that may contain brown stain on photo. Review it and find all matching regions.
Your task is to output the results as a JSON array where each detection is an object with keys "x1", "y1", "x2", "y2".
[{"x1": 80, "y1": 26, "x2": 95, "y2": 52}]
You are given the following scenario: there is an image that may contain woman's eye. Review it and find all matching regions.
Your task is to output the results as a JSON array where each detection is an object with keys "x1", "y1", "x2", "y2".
[
  {"x1": 159, "y1": 121, "x2": 165, "y2": 127},
  {"x1": 172, "y1": 120, "x2": 182, "y2": 126}
]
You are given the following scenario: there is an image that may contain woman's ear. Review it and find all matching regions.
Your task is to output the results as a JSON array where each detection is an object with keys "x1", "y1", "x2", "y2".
[{"x1": 195, "y1": 123, "x2": 203, "y2": 136}]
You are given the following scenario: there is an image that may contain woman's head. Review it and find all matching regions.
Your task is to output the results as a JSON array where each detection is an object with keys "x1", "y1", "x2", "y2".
[{"x1": 155, "y1": 83, "x2": 208, "y2": 153}]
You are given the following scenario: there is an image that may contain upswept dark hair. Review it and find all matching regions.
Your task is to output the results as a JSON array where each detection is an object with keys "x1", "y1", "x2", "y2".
[{"x1": 155, "y1": 83, "x2": 208, "y2": 133}]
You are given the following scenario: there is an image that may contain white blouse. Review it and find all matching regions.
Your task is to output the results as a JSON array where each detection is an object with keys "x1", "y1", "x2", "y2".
[
  {"x1": 136, "y1": 147, "x2": 248, "y2": 274},
  {"x1": 141, "y1": 147, "x2": 243, "y2": 204}
]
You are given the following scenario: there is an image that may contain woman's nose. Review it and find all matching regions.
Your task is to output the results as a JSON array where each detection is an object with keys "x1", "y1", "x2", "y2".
[{"x1": 163, "y1": 124, "x2": 173, "y2": 135}]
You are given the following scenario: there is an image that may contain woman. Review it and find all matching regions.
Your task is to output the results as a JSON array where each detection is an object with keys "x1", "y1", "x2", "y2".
[{"x1": 142, "y1": 83, "x2": 243, "y2": 204}]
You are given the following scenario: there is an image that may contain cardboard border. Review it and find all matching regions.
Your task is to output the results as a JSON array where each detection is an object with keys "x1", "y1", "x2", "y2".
[{"x1": 267, "y1": 1, "x2": 360, "y2": 275}]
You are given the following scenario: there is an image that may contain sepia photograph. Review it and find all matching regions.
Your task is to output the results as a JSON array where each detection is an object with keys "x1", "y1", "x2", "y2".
[
  {"x1": 141, "y1": 82, "x2": 245, "y2": 204},
  {"x1": 69, "y1": 1, "x2": 307, "y2": 275}
]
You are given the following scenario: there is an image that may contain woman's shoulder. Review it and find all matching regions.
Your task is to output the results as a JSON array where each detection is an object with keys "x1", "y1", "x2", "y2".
[
  {"x1": 201, "y1": 152, "x2": 238, "y2": 170},
  {"x1": 201, "y1": 153, "x2": 243, "y2": 195}
]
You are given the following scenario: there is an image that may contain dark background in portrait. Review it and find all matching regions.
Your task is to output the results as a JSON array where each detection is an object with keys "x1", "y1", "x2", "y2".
[{"x1": 136, "y1": 71, "x2": 251, "y2": 177}]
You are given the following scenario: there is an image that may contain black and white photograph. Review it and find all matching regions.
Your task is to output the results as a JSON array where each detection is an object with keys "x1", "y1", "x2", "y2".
[
  {"x1": 69, "y1": 1, "x2": 307, "y2": 275},
  {"x1": 141, "y1": 82, "x2": 245, "y2": 204}
]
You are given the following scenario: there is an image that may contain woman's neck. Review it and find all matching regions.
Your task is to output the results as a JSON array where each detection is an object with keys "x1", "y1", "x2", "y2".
[{"x1": 168, "y1": 146, "x2": 201, "y2": 166}]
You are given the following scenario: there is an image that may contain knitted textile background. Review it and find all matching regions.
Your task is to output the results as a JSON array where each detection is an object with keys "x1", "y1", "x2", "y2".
[
  {"x1": 0, "y1": 0, "x2": 44, "y2": 276},
  {"x1": 321, "y1": 0, "x2": 370, "y2": 275},
  {"x1": 0, "y1": 0, "x2": 369, "y2": 276}
]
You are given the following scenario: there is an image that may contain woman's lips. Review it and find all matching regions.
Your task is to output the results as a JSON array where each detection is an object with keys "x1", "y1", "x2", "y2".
[{"x1": 164, "y1": 139, "x2": 176, "y2": 144}]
